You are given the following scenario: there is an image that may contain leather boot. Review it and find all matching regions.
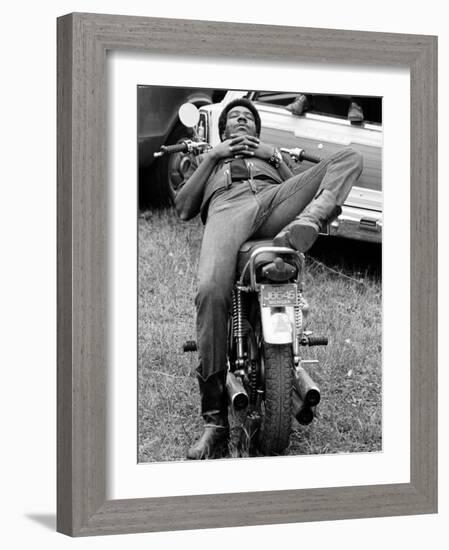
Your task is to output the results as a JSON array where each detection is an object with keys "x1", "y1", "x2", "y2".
[
  {"x1": 348, "y1": 101, "x2": 364, "y2": 123},
  {"x1": 186, "y1": 370, "x2": 229, "y2": 460},
  {"x1": 273, "y1": 189, "x2": 342, "y2": 252},
  {"x1": 286, "y1": 93, "x2": 310, "y2": 116}
]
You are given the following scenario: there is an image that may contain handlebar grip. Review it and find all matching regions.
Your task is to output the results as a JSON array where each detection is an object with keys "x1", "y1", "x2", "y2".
[
  {"x1": 162, "y1": 141, "x2": 189, "y2": 154},
  {"x1": 300, "y1": 152, "x2": 322, "y2": 164}
]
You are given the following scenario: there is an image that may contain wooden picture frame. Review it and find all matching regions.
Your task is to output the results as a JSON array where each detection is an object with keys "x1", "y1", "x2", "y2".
[{"x1": 57, "y1": 12, "x2": 437, "y2": 536}]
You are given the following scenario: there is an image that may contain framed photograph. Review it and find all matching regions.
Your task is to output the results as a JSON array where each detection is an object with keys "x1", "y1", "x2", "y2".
[{"x1": 57, "y1": 13, "x2": 437, "y2": 536}]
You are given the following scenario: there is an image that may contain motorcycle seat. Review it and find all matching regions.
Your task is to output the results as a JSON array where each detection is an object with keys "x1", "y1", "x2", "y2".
[
  {"x1": 236, "y1": 239, "x2": 279, "y2": 278},
  {"x1": 236, "y1": 239, "x2": 304, "y2": 283}
]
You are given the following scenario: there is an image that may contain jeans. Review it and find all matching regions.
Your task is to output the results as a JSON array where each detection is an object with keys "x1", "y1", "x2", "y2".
[{"x1": 195, "y1": 148, "x2": 363, "y2": 380}]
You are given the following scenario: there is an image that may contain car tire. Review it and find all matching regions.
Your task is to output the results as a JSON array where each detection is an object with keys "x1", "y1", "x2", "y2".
[
  {"x1": 145, "y1": 98, "x2": 212, "y2": 208},
  {"x1": 148, "y1": 122, "x2": 193, "y2": 207}
]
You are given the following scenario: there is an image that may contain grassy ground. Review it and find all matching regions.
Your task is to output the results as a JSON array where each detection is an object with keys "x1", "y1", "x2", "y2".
[{"x1": 138, "y1": 208, "x2": 382, "y2": 462}]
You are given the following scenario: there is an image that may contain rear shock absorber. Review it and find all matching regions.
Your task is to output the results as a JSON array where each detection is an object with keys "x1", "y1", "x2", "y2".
[
  {"x1": 293, "y1": 292, "x2": 303, "y2": 364},
  {"x1": 232, "y1": 287, "x2": 246, "y2": 368},
  {"x1": 248, "y1": 358, "x2": 258, "y2": 405}
]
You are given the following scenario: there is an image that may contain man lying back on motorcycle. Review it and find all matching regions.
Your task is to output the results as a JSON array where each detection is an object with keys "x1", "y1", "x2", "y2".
[{"x1": 174, "y1": 98, "x2": 363, "y2": 460}]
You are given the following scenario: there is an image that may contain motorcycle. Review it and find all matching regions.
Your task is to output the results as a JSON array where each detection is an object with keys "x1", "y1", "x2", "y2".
[{"x1": 154, "y1": 104, "x2": 329, "y2": 456}]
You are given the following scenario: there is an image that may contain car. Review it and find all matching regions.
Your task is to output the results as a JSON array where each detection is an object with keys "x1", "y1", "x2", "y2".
[
  {"x1": 195, "y1": 90, "x2": 382, "y2": 244},
  {"x1": 138, "y1": 86, "x2": 226, "y2": 207}
]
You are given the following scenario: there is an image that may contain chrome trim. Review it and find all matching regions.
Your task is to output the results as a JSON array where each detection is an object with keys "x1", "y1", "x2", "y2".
[{"x1": 242, "y1": 246, "x2": 304, "y2": 290}]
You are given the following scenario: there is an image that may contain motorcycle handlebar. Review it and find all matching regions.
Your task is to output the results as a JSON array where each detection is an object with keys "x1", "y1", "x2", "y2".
[
  {"x1": 280, "y1": 147, "x2": 322, "y2": 164},
  {"x1": 155, "y1": 141, "x2": 323, "y2": 164},
  {"x1": 154, "y1": 140, "x2": 210, "y2": 158},
  {"x1": 300, "y1": 151, "x2": 322, "y2": 164},
  {"x1": 161, "y1": 141, "x2": 189, "y2": 155}
]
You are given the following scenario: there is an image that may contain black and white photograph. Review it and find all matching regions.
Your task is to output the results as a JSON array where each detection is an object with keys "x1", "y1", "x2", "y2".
[
  {"x1": 137, "y1": 86, "x2": 383, "y2": 462},
  {"x1": 2, "y1": 0, "x2": 442, "y2": 544}
]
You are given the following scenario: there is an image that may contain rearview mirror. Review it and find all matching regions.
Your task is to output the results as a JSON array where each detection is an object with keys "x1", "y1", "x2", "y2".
[{"x1": 178, "y1": 103, "x2": 200, "y2": 128}]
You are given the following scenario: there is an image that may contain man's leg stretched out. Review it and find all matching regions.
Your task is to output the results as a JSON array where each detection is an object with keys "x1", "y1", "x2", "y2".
[{"x1": 255, "y1": 147, "x2": 363, "y2": 249}]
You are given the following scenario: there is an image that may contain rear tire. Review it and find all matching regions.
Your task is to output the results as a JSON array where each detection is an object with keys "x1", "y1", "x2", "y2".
[{"x1": 257, "y1": 343, "x2": 293, "y2": 455}]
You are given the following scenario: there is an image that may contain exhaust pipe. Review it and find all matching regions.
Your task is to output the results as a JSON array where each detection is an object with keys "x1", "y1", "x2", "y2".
[
  {"x1": 226, "y1": 371, "x2": 249, "y2": 411},
  {"x1": 294, "y1": 366, "x2": 321, "y2": 406},
  {"x1": 292, "y1": 389, "x2": 314, "y2": 425}
]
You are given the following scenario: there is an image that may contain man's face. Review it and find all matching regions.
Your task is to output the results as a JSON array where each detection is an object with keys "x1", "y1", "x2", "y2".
[{"x1": 222, "y1": 105, "x2": 257, "y2": 140}]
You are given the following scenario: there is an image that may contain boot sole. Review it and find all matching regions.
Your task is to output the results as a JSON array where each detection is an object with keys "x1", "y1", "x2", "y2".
[
  {"x1": 186, "y1": 442, "x2": 228, "y2": 460},
  {"x1": 186, "y1": 434, "x2": 229, "y2": 460},
  {"x1": 275, "y1": 224, "x2": 318, "y2": 253},
  {"x1": 289, "y1": 224, "x2": 318, "y2": 252}
]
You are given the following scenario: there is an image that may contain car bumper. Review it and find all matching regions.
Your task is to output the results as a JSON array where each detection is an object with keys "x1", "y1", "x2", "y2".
[{"x1": 322, "y1": 205, "x2": 382, "y2": 244}]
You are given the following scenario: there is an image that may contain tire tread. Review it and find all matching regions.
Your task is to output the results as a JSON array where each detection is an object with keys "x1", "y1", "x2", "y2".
[{"x1": 258, "y1": 343, "x2": 293, "y2": 455}]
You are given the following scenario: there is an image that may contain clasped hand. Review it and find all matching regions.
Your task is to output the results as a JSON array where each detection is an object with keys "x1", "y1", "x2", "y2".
[{"x1": 210, "y1": 135, "x2": 273, "y2": 162}]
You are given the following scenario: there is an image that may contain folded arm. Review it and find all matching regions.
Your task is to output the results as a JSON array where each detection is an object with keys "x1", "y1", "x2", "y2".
[{"x1": 174, "y1": 152, "x2": 217, "y2": 221}]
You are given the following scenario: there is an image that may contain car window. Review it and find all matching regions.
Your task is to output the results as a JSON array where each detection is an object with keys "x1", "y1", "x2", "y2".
[
  {"x1": 252, "y1": 91, "x2": 299, "y2": 106},
  {"x1": 251, "y1": 90, "x2": 382, "y2": 124}
]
